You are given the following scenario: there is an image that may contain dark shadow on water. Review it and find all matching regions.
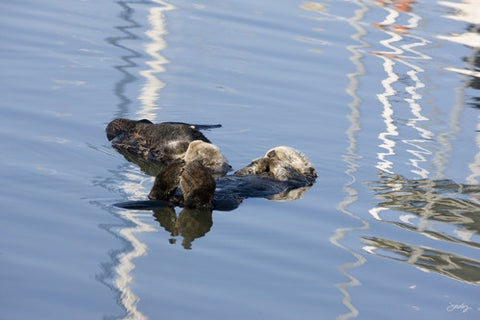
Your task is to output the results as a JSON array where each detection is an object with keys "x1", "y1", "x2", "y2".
[
  {"x1": 115, "y1": 181, "x2": 315, "y2": 248},
  {"x1": 366, "y1": 174, "x2": 480, "y2": 285},
  {"x1": 363, "y1": 236, "x2": 480, "y2": 285},
  {"x1": 114, "y1": 147, "x2": 166, "y2": 176},
  {"x1": 153, "y1": 207, "x2": 213, "y2": 250},
  {"x1": 370, "y1": 174, "x2": 480, "y2": 248}
]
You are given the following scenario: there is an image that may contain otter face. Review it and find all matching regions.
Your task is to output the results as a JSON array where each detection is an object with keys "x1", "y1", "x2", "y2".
[
  {"x1": 184, "y1": 140, "x2": 231, "y2": 176},
  {"x1": 106, "y1": 119, "x2": 136, "y2": 141},
  {"x1": 235, "y1": 146, "x2": 316, "y2": 183},
  {"x1": 265, "y1": 146, "x2": 317, "y2": 181},
  {"x1": 106, "y1": 118, "x2": 153, "y2": 141}
]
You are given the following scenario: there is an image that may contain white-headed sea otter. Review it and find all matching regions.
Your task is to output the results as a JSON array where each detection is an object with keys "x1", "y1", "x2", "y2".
[{"x1": 117, "y1": 145, "x2": 317, "y2": 211}]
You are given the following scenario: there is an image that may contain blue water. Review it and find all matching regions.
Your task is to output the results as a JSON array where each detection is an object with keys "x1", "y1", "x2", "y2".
[{"x1": 1, "y1": 0, "x2": 479, "y2": 319}]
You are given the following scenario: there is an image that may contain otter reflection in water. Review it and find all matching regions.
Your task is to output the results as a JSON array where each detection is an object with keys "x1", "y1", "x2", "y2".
[{"x1": 153, "y1": 206, "x2": 213, "y2": 250}]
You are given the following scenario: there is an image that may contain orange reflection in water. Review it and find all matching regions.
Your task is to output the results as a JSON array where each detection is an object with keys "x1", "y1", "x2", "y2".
[{"x1": 372, "y1": 0, "x2": 415, "y2": 35}]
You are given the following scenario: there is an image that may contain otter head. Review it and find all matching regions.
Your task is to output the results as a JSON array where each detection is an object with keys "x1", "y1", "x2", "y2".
[
  {"x1": 265, "y1": 146, "x2": 317, "y2": 183},
  {"x1": 184, "y1": 140, "x2": 231, "y2": 176},
  {"x1": 106, "y1": 118, "x2": 153, "y2": 141},
  {"x1": 235, "y1": 146, "x2": 317, "y2": 184}
]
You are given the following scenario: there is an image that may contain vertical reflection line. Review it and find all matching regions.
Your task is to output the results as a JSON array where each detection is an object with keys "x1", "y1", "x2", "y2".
[
  {"x1": 107, "y1": 0, "x2": 144, "y2": 117},
  {"x1": 435, "y1": 86, "x2": 464, "y2": 178},
  {"x1": 116, "y1": 171, "x2": 157, "y2": 320},
  {"x1": 373, "y1": 6, "x2": 433, "y2": 179},
  {"x1": 107, "y1": 1, "x2": 174, "y2": 318},
  {"x1": 403, "y1": 65, "x2": 430, "y2": 178},
  {"x1": 137, "y1": 0, "x2": 175, "y2": 121},
  {"x1": 331, "y1": 2, "x2": 369, "y2": 320},
  {"x1": 373, "y1": 5, "x2": 406, "y2": 175},
  {"x1": 376, "y1": 56, "x2": 398, "y2": 174},
  {"x1": 400, "y1": 10, "x2": 432, "y2": 179},
  {"x1": 115, "y1": 211, "x2": 156, "y2": 320},
  {"x1": 116, "y1": 1, "x2": 174, "y2": 316},
  {"x1": 433, "y1": 67, "x2": 464, "y2": 177},
  {"x1": 369, "y1": 2, "x2": 439, "y2": 268}
]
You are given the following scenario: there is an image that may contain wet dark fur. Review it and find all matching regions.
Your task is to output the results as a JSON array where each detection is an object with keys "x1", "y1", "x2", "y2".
[
  {"x1": 106, "y1": 118, "x2": 217, "y2": 163},
  {"x1": 180, "y1": 160, "x2": 216, "y2": 210},
  {"x1": 148, "y1": 159, "x2": 183, "y2": 201}
]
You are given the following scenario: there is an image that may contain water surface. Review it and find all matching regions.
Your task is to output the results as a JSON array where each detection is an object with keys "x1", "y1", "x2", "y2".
[{"x1": 1, "y1": 0, "x2": 480, "y2": 319}]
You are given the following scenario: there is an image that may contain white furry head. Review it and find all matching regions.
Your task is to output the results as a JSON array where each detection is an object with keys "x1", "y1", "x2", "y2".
[
  {"x1": 184, "y1": 140, "x2": 231, "y2": 176},
  {"x1": 265, "y1": 146, "x2": 317, "y2": 182},
  {"x1": 235, "y1": 146, "x2": 317, "y2": 184}
]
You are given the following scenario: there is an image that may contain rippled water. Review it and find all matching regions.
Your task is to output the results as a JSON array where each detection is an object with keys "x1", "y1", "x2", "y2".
[{"x1": 2, "y1": 0, "x2": 480, "y2": 319}]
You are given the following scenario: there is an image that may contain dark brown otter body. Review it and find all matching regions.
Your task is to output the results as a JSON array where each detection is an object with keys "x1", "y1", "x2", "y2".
[{"x1": 106, "y1": 118, "x2": 218, "y2": 163}]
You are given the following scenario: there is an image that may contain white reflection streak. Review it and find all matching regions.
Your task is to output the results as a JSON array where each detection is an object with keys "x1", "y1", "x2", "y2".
[
  {"x1": 137, "y1": 0, "x2": 175, "y2": 121},
  {"x1": 116, "y1": 211, "x2": 156, "y2": 320},
  {"x1": 374, "y1": 7, "x2": 432, "y2": 179},
  {"x1": 373, "y1": 8, "x2": 401, "y2": 175},
  {"x1": 376, "y1": 56, "x2": 398, "y2": 174},
  {"x1": 401, "y1": 11, "x2": 431, "y2": 179},
  {"x1": 402, "y1": 62, "x2": 430, "y2": 178},
  {"x1": 371, "y1": 3, "x2": 435, "y2": 227},
  {"x1": 332, "y1": 2, "x2": 369, "y2": 320},
  {"x1": 115, "y1": 2, "x2": 174, "y2": 317},
  {"x1": 116, "y1": 173, "x2": 157, "y2": 320},
  {"x1": 377, "y1": 8, "x2": 402, "y2": 55}
]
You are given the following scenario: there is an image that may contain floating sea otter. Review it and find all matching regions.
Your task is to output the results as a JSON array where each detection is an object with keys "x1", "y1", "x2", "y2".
[
  {"x1": 106, "y1": 118, "x2": 231, "y2": 175},
  {"x1": 116, "y1": 143, "x2": 317, "y2": 211},
  {"x1": 108, "y1": 119, "x2": 316, "y2": 247}
]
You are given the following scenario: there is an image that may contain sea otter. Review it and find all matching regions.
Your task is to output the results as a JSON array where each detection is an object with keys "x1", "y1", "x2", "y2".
[
  {"x1": 116, "y1": 146, "x2": 317, "y2": 211},
  {"x1": 105, "y1": 118, "x2": 224, "y2": 165}
]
